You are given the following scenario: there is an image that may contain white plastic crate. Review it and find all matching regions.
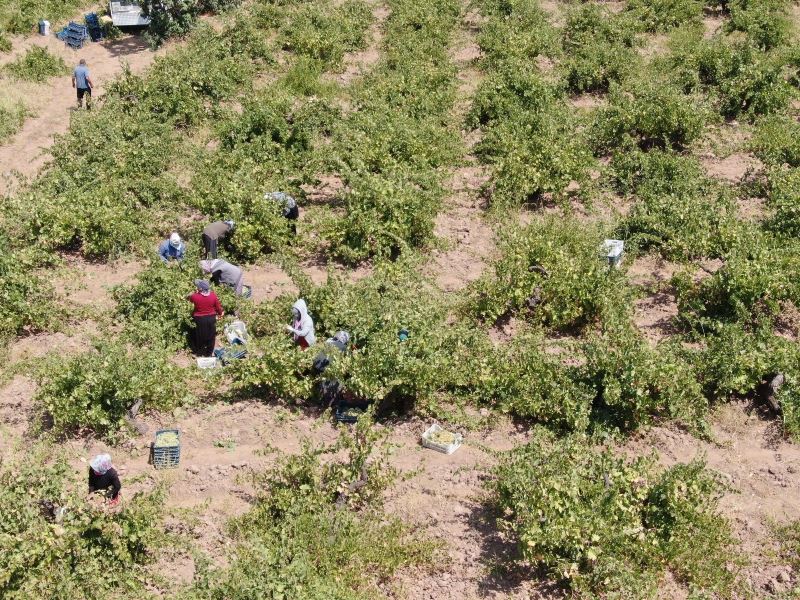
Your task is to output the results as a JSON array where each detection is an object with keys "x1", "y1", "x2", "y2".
[
  {"x1": 196, "y1": 356, "x2": 218, "y2": 369},
  {"x1": 600, "y1": 239, "x2": 624, "y2": 268},
  {"x1": 421, "y1": 424, "x2": 462, "y2": 455}
]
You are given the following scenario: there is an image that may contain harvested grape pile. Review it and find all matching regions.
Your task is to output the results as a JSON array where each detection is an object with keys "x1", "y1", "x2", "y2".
[{"x1": 154, "y1": 431, "x2": 179, "y2": 448}]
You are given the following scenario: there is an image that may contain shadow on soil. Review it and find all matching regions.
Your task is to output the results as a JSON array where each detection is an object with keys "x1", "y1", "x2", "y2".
[
  {"x1": 466, "y1": 501, "x2": 568, "y2": 598},
  {"x1": 104, "y1": 33, "x2": 151, "y2": 58}
]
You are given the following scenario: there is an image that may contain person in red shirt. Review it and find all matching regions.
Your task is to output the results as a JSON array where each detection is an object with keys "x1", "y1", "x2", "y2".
[{"x1": 186, "y1": 279, "x2": 223, "y2": 356}]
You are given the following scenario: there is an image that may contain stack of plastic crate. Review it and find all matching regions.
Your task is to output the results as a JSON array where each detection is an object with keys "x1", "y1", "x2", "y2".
[
  {"x1": 56, "y1": 22, "x2": 88, "y2": 49},
  {"x1": 84, "y1": 13, "x2": 103, "y2": 42}
]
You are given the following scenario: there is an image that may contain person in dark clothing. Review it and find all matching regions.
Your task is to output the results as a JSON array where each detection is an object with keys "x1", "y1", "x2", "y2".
[
  {"x1": 312, "y1": 330, "x2": 350, "y2": 374},
  {"x1": 264, "y1": 192, "x2": 299, "y2": 236},
  {"x1": 202, "y1": 220, "x2": 235, "y2": 259},
  {"x1": 187, "y1": 279, "x2": 224, "y2": 356},
  {"x1": 88, "y1": 454, "x2": 121, "y2": 506}
]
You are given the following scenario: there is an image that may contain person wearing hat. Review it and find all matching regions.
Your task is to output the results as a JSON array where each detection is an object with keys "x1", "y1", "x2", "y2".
[
  {"x1": 202, "y1": 220, "x2": 235, "y2": 259},
  {"x1": 264, "y1": 192, "x2": 299, "y2": 236},
  {"x1": 158, "y1": 232, "x2": 186, "y2": 264},
  {"x1": 88, "y1": 454, "x2": 121, "y2": 506},
  {"x1": 186, "y1": 279, "x2": 224, "y2": 356}
]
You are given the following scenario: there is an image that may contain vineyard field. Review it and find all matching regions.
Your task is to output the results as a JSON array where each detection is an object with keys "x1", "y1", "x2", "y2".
[{"x1": 2, "y1": 0, "x2": 800, "y2": 598}]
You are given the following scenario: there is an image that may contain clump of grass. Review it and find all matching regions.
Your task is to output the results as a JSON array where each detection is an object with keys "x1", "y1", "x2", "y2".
[
  {"x1": 5, "y1": 46, "x2": 67, "y2": 82},
  {"x1": 0, "y1": 98, "x2": 28, "y2": 142}
]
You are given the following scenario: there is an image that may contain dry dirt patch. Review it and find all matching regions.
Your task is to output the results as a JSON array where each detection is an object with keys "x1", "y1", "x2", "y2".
[{"x1": 623, "y1": 402, "x2": 800, "y2": 595}]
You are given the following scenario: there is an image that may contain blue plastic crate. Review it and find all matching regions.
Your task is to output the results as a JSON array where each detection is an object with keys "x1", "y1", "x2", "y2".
[
  {"x1": 152, "y1": 429, "x2": 181, "y2": 469},
  {"x1": 213, "y1": 346, "x2": 247, "y2": 365},
  {"x1": 84, "y1": 13, "x2": 103, "y2": 42},
  {"x1": 58, "y1": 22, "x2": 88, "y2": 49}
]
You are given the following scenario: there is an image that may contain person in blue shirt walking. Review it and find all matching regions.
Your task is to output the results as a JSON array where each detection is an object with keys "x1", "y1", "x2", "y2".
[
  {"x1": 158, "y1": 232, "x2": 186, "y2": 264},
  {"x1": 72, "y1": 59, "x2": 93, "y2": 109}
]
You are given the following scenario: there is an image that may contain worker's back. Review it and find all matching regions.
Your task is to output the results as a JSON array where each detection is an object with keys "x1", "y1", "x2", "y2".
[{"x1": 203, "y1": 221, "x2": 230, "y2": 239}]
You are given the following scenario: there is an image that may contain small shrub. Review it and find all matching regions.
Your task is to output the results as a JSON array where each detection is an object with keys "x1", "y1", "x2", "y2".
[
  {"x1": 0, "y1": 0, "x2": 87, "y2": 35},
  {"x1": 751, "y1": 115, "x2": 800, "y2": 167},
  {"x1": 187, "y1": 416, "x2": 437, "y2": 597},
  {"x1": 716, "y1": 55, "x2": 792, "y2": 121},
  {"x1": 776, "y1": 378, "x2": 800, "y2": 441},
  {"x1": 142, "y1": 0, "x2": 242, "y2": 47},
  {"x1": 331, "y1": 169, "x2": 442, "y2": 262},
  {"x1": 773, "y1": 518, "x2": 800, "y2": 571},
  {"x1": 0, "y1": 99, "x2": 27, "y2": 142},
  {"x1": 35, "y1": 339, "x2": 191, "y2": 440},
  {"x1": 490, "y1": 430, "x2": 740, "y2": 596},
  {"x1": 477, "y1": 0, "x2": 557, "y2": 66},
  {"x1": 726, "y1": 0, "x2": 791, "y2": 50},
  {"x1": 470, "y1": 65, "x2": 593, "y2": 208},
  {"x1": 0, "y1": 244, "x2": 60, "y2": 345},
  {"x1": 466, "y1": 216, "x2": 629, "y2": 330},
  {"x1": 674, "y1": 233, "x2": 800, "y2": 327},
  {"x1": 691, "y1": 323, "x2": 800, "y2": 402},
  {"x1": 4, "y1": 46, "x2": 67, "y2": 82},
  {"x1": 582, "y1": 325, "x2": 708, "y2": 432},
  {"x1": 764, "y1": 166, "x2": 800, "y2": 236},
  {"x1": 590, "y1": 81, "x2": 706, "y2": 153},
  {"x1": 626, "y1": 0, "x2": 704, "y2": 32},
  {"x1": 278, "y1": 0, "x2": 372, "y2": 69},
  {"x1": 113, "y1": 261, "x2": 200, "y2": 349},
  {"x1": 471, "y1": 332, "x2": 594, "y2": 432},
  {"x1": 561, "y1": 4, "x2": 640, "y2": 93},
  {"x1": 0, "y1": 445, "x2": 171, "y2": 598},
  {"x1": 614, "y1": 149, "x2": 737, "y2": 260}
]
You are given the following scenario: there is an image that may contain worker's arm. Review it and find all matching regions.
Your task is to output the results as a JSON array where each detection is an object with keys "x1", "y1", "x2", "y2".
[
  {"x1": 71, "y1": 72, "x2": 76, "y2": 88},
  {"x1": 214, "y1": 295, "x2": 224, "y2": 317},
  {"x1": 158, "y1": 241, "x2": 170, "y2": 263},
  {"x1": 287, "y1": 319, "x2": 312, "y2": 338},
  {"x1": 108, "y1": 471, "x2": 121, "y2": 500},
  {"x1": 86, "y1": 75, "x2": 94, "y2": 89}
]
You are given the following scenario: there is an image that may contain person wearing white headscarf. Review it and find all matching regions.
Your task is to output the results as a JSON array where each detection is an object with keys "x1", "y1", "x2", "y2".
[
  {"x1": 157, "y1": 232, "x2": 186, "y2": 263},
  {"x1": 285, "y1": 298, "x2": 316, "y2": 349},
  {"x1": 88, "y1": 454, "x2": 121, "y2": 505}
]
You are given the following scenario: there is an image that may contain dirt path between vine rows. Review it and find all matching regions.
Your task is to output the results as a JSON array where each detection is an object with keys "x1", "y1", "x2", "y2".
[
  {"x1": 0, "y1": 31, "x2": 169, "y2": 196},
  {"x1": 427, "y1": 8, "x2": 494, "y2": 293}
]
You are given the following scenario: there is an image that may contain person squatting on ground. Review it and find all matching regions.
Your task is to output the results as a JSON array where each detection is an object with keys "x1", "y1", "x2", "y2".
[
  {"x1": 313, "y1": 330, "x2": 350, "y2": 374},
  {"x1": 158, "y1": 232, "x2": 186, "y2": 264},
  {"x1": 265, "y1": 191, "x2": 299, "y2": 236},
  {"x1": 88, "y1": 454, "x2": 121, "y2": 506},
  {"x1": 187, "y1": 279, "x2": 224, "y2": 356},
  {"x1": 200, "y1": 258, "x2": 245, "y2": 296},
  {"x1": 202, "y1": 220, "x2": 234, "y2": 259},
  {"x1": 286, "y1": 299, "x2": 316, "y2": 349},
  {"x1": 72, "y1": 58, "x2": 93, "y2": 109}
]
